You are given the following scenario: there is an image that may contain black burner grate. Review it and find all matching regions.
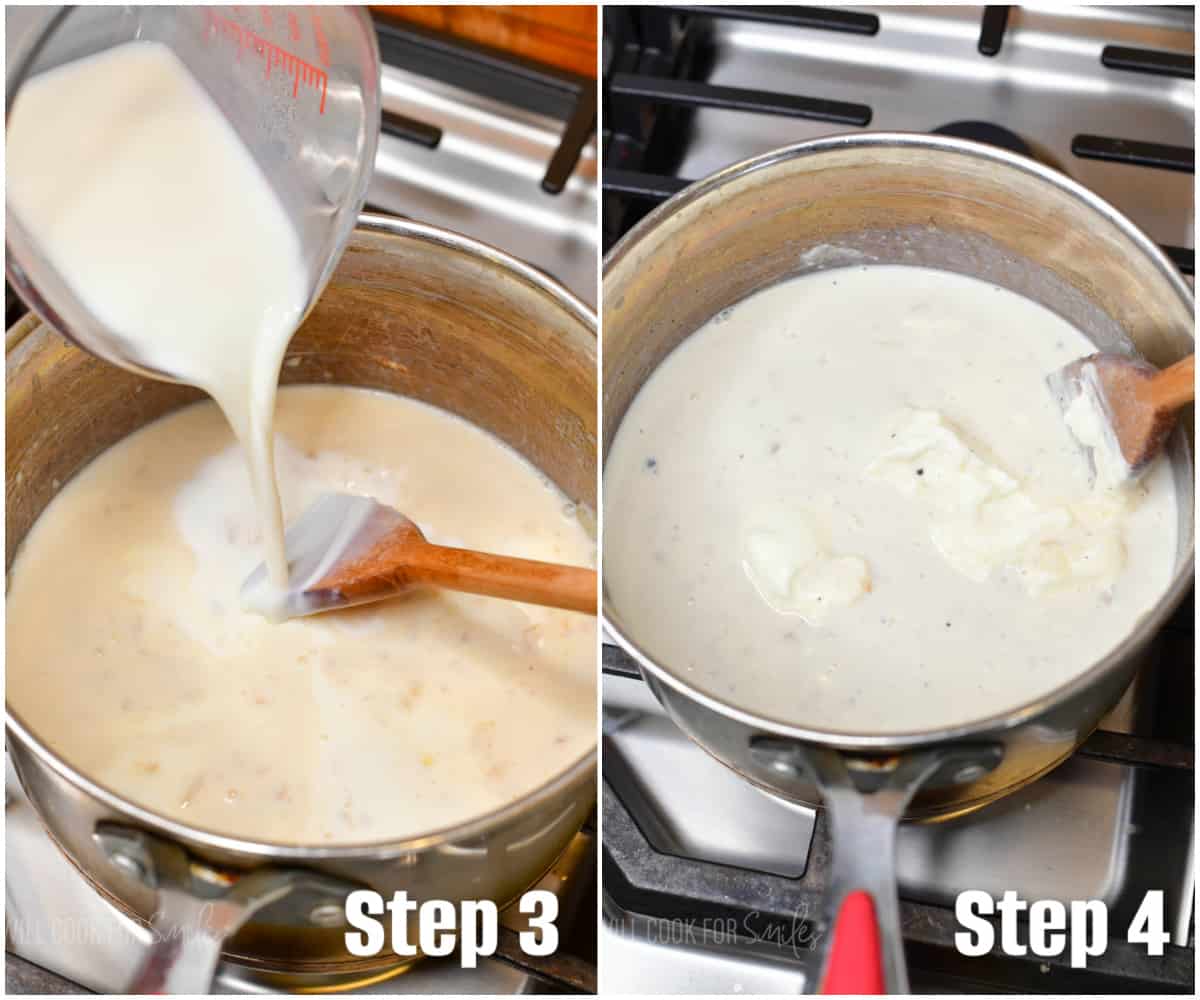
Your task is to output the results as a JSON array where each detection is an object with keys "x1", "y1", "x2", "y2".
[{"x1": 373, "y1": 17, "x2": 595, "y2": 196}]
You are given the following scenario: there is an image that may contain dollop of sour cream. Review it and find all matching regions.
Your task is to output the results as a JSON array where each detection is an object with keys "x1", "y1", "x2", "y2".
[
  {"x1": 866, "y1": 409, "x2": 1131, "y2": 596},
  {"x1": 742, "y1": 519, "x2": 871, "y2": 624}
]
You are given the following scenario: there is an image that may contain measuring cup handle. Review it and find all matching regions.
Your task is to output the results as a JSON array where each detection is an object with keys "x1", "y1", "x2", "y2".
[{"x1": 821, "y1": 889, "x2": 885, "y2": 994}]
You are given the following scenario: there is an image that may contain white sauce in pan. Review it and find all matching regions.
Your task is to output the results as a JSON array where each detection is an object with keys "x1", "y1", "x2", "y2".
[
  {"x1": 604, "y1": 266, "x2": 1179, "y2": 734},
  {"x1": 8, "y1": 387, "x2": 596, "y2": 844}
]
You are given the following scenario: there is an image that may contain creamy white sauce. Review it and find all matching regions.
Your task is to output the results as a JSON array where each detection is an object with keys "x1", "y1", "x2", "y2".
[
  {"x1": 7, "y1": 40, "x2": 305, "y2": 590},
  {"x1": 604, "y1": 266, "x2": 1178, "y2": 734},
  {"x1": 7, "y1": 387, "x2": 596, "y2": 844}
]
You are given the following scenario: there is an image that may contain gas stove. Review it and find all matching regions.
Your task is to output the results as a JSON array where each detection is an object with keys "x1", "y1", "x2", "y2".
[
  {"x1": 4, "y1": 14, "x2": 598, "y2": 995},
  {"x1": 601, "y1": 5, "x2": 1193, "y2": 994},
  {"x1": 603, "y1": 4, "x2": 1192, "y2": 270}
]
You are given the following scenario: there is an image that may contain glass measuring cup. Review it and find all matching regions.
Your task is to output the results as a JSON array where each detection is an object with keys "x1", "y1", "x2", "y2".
[{"x1": 4, "y1": 5, "x2": 381, "y2": 382}]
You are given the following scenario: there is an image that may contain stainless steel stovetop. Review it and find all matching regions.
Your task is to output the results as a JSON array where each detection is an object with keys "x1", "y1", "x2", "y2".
[
  {"x1": 4, "y1": 14, "x2": 598, "y2": 995},
  {"x1": 601, "y1": 4, "x2": 1193, "y2": 994},
  {"x1": 370, "y1": 18, "x2": 598, "y2": 306},
  {"x1": 673, "y1": 4, "x2": 1192, "y2": 253}
]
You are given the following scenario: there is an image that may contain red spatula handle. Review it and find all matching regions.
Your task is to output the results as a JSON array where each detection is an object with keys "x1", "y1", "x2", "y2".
[{"x1": 821, "y1": 890, "x2": 885, "y2": 994}]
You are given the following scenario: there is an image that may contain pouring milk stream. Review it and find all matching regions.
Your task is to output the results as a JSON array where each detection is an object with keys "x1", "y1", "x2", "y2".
[{"x1": 8, "y1": 42, "x2": 317, "y2": 608}]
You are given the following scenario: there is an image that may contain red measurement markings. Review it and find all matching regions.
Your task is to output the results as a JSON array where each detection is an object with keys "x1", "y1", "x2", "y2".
[
  {"x1": 310, "y1": 11, "x2": 331, "y2": 68},
  {"x1": 206, "y1": 8, "x2": 327, "y2": 113},
  {"x1": 287, "y1": 12, "x2": 301, "y2": 43}
]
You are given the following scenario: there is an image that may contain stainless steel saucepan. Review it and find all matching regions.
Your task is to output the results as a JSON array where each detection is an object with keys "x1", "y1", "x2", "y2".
[
  {"x1": 602, "y1": 133, "x2": 1194, "y2": 993},
  {"x1": 6, "y1": 215, "x2": 597, "y2": 992}
]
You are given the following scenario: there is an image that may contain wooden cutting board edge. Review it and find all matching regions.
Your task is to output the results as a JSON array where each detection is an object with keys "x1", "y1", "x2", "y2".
[{"x1": 371, "y1": 5, "x2": 598, "y2": 79}]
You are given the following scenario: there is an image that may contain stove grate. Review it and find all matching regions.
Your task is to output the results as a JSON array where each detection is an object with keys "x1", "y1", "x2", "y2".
[
  {"x1": 608, "y1": 73, "x2": 871, "y2": 126},
  {"x1": 667, "y1": 5, "x2": 879, "y2": 36},
  {"x1": 1103, "y1": 44, "x2": 1195, "y2": 80},
  {"x1": 977, "y1": 5, "x2": 1010, "y2": 57},
  {"x1": 601, "y1": 4, "x2": 1196, "y2": 277},
  {"x1": 381, "y1": 108, "x2": 442, "y2": 149},
  {"x1": 1071, "y1": 135, "x2": 1195, "y2": 174},
  {"x1": 373, "y1": 16, "x2": 595, "y2": 197}
]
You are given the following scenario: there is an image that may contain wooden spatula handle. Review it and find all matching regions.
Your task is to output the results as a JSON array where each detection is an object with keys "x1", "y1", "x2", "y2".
[
  {"x1": 406, "y1": 543, "x2": 597, "y2": 614},
  {"x1": 1141, "y1": 355, "x2": 1195, "y2": 411}
]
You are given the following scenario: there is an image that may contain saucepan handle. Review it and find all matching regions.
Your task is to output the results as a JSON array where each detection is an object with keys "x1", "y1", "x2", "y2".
[
  {"x1": 749, "y1": 739, "x2": 1003, "y2": 995},
  {"x1": 128, "y1": 890, "x2": 249, "y2": 994},
  {"x1": 822, "y1": 889, "x2": 885, "y2": 993},
  {"x1": 94, "y1": 823, "x2": 360, "y2": 994},
  {"x1": 812, "y1": 747, "x2": 935, "y2": 995}
]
